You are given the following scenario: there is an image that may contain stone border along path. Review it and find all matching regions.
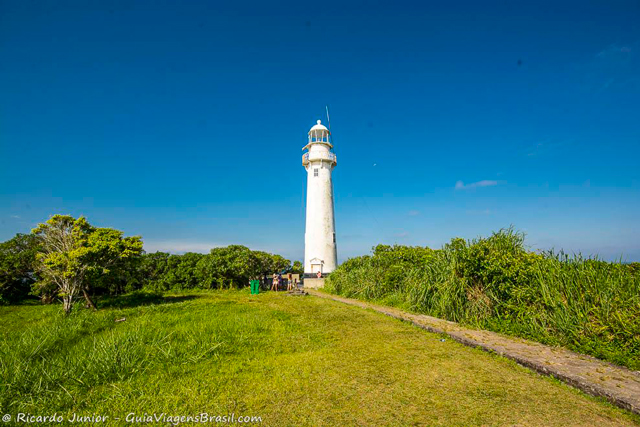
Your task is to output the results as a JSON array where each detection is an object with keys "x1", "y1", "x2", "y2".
[{"x1": 305, "y1": 289, "x2": 640, "y2": 416}]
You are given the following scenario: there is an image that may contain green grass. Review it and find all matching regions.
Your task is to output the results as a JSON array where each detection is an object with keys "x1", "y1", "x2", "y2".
[{"x1": 1, "y1": 290, "x2": 638, "y2": 426}]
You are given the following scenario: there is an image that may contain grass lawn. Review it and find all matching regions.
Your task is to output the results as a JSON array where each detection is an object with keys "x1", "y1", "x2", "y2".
[{"x1": 1, "y1": 290, "x2": 638, "y2": 426}]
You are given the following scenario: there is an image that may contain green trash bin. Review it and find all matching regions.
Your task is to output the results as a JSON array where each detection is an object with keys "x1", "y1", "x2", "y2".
[{"x1": 250, "y1": 279, "x2": 260, "y2": 295}]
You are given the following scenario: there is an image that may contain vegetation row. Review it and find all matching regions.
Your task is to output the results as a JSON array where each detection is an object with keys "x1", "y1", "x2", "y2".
[
  {"x1": 0, "y1": 215, "x2": 301, "y2": 314},
  {"x1": 3, "y1": 216, "x2": 638, "y2": 371},
  {"x1": 325, "y1": 228, "x2": 640, "y2": 371}
]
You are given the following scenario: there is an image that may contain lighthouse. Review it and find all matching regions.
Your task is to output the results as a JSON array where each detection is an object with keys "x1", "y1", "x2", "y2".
[{"x1": 302, "y1": 119, "x2": 338, "y2": 277}]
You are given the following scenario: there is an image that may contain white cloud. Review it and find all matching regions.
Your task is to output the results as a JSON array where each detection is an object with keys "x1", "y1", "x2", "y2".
[
  {"x1": 407, "y1": 210, "x2": 420, "y2": 216},
  {"x1": 596, "y1": 44, "x2": 632, "y2": 60},
  {"x1": 455, "y1": 180, "x2": 498, "y2": 190}
]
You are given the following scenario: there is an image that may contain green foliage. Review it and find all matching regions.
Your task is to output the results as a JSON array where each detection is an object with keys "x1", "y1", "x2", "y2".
[
  {"x1": 139, "y1": 247, "x2": 291, "y2": 291},
  {"x1": 291, "y1": 260, "x2": 304, "y2": 274},
  {"x1": 0, "y1": 234, "x2": 39, "y2": 304},
  {"x1": 0, "y1": 214, "x2": 292, "y2": 306},
  {"x1": 139, "y1": 252, "x2": 205, "y2": 291},
  {"x1": 84, "y1": 227, "x2": 144, "y2": 297},
  {"x1": 326, "y1": 228, "x2": 640, "y2": 370},
  {"x1": 138, "y1": 251, "x2": 171, "y2": 286},
  {"x1": 31, "y1": 215, "x2": 93, "y2": 312},
  {"x1": 31, "y1": 215, "x2": 143, "y2": 313},
  {"x1": 254, "y1": 250, "x2": 290, "y2": 275},
  {"x1": 195, "y1": 246, "x2": 290, "y2": 289}
]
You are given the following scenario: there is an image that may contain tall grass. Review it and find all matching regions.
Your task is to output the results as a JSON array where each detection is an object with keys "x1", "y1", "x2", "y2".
[
  {"x1": 326, "y1": 228, "x2": 640, "y2": 370},
  {"x1": 0, "y1": 293, "x2": 280, "y2": 413}
]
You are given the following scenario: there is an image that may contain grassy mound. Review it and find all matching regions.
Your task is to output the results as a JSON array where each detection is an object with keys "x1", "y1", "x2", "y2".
[
  {"x1": 1, "y1": 290, "x2": 637, "y2": 425},
  {"x1": 326, "y1": 228, "x2": 640, "y2": 370}
]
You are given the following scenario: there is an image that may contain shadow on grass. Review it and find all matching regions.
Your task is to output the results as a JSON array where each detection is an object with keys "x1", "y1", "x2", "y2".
[
  {"x1": 0, "y1": 297, "x2": 42, "y2": 307},
  {"x1": 98, "y1": 292, "x2": 201, "y2": 309}
]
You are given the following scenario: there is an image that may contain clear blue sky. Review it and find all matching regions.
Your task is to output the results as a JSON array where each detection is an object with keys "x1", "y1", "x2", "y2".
[{"x1": 1, "y1": 0, "x2": 639, "y2": 262}]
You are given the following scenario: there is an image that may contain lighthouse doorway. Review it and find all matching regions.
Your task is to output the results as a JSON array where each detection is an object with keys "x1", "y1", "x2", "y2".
[{"x1": 309, "y1": 258, "x2": 324, "y2": 275}]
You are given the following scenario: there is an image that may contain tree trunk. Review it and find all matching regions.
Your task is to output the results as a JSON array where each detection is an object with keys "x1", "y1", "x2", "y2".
[
  {"x1": 82, "y1": 288, "x2": 97, "y2": 311},
  {"x1": 63, "y1": 295, "x2": 73, "y2": 315}
]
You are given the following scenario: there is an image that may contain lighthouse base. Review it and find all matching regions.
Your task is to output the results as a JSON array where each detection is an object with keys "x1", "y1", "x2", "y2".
[{"x1": 303, "y1": 278, "x2": 325, "y2": 289}]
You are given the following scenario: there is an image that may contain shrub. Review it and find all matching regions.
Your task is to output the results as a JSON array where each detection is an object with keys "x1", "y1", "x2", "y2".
[
  {"x1": 0, "y1": 234, "x2": 39, "y2": 304},
  {"x1": 326, "y1": 228, "x2": 640, "y2": 370}
]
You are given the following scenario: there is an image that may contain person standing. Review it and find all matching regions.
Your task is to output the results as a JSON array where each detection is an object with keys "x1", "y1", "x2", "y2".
[{"x1": 271, "y1": 273, "x2": 279, "y2": 292}]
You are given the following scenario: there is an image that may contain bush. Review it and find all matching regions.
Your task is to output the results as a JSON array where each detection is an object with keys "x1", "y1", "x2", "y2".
[
  {"x1": 141, "y1": 246, "x2": 292, "y2": 291},
  {"x1": 0, "y1": 233, "x2": 296, "y2": 304},
  {"x1": 326, "y1": 228, "x2": 640, "y2": 370},
  {"x1": 0, "y1": 234, "x2": 39, "y2": 304}
]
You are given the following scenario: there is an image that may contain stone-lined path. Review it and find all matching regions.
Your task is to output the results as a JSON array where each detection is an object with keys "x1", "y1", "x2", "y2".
[{"x1": 306, "y1": 289, "x2": 640, "y2": 416}]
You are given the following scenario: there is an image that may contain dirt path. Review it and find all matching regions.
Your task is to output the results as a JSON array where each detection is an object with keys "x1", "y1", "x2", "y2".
[{"x1": 306, "y1": 289, "x2": 640, "y2": 416}]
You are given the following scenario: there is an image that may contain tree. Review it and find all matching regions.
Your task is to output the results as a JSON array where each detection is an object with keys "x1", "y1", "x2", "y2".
[
  {"x1": 194, "y1": 246, "x2": 291, "y2": 289},
  {"x1": 32, "y1": 215, "x2": 142, "y2": 314},
  {"x1": 138, "y1": 252, "x2": 171, "y2": 290},
  {"x1": 93, "y1": 253, "x2": 143, "y2": 296},
  {"x1": 291, "y1": 260, "x2": 304, "y2": 275},
  {"x1": 32, "y1": 215, "x2": 91, "y2": 313},
  {"x1": 170, "y1": 252, "x2": 205, "y2": 289},
  {"x1": 144, "y1": 252, "x2": 204, "y2": 291},
  {"x1": 270, "y1": 254, "x2": 291, "y2": 273},
  {"x1": 0, "y1": 234, "x2": 39, "y2": 304},
  {"x1": 82, "y1": 227, "x2": 143, "y2": 305},
  {"x1": 196, "y1": 245, "x2": 258, "y2": 289}
]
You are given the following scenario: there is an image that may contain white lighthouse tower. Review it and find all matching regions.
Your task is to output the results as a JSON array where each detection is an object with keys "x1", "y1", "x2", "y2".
[{"x1": 302, "y1": 119, "x2": 338, "y2": 277}]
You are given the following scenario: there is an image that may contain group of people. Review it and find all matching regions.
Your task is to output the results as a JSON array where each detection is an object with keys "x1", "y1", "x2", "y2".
[
  {"x1": 250, "y1": 272, "x2": 298, "y2": 294},
  {"x1": 270, "y1": 272, "x2": 297, "y2": 292}
]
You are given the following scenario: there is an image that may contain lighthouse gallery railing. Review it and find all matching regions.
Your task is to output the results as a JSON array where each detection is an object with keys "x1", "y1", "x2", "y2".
[{"x1": 302, "y1": 152, "x2": 337, "y2": 166}]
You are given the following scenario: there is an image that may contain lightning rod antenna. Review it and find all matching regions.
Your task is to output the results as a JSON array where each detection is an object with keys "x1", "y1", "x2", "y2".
[{"x1": 325, "y1": 105, "x2": 332, "y2": 143}]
